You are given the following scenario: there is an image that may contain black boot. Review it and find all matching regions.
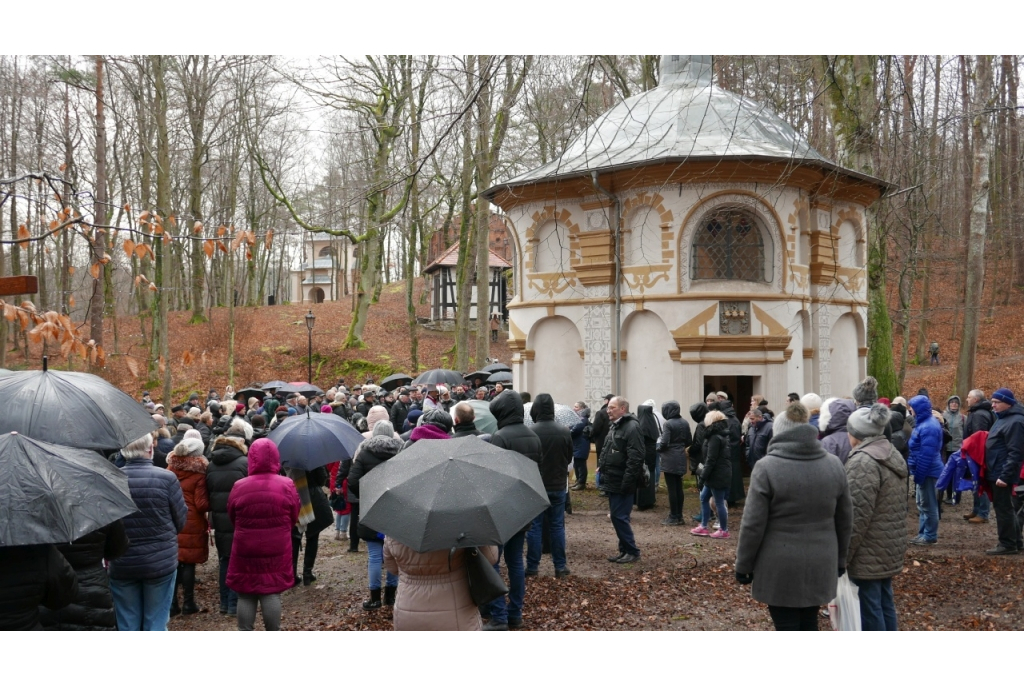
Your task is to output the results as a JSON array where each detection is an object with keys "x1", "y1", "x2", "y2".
[
  {"x1": 383, "y1": 585, "x2": 396, "y2": 606},
  {"x1": 180, "y1": 563, "x2": 199, "y2": 614},
  {"x1": 303, "y1": 569, "x2": 317, "y2": 586},
  {"x1": 363, "y1": 588, "x2": 382, "y2": 610}
]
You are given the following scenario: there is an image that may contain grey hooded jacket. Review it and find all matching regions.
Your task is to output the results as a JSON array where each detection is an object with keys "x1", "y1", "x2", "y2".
[{"x1": 845, "y1": 436, "x2": 909, "y2": 580}]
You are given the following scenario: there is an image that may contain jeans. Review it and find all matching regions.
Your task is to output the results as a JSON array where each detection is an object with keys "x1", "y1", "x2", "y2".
[
  {"x1": 664, "y1": 473, "x2": 684, "y2": 520},
  {"x1": 971, "y1": 489, "x2": 991, "y2": 519},
  {"x1": 915, "y1": 477, "x2": 939, "y2": 541},
  {"x1": 768, "y1": 605, "x2": 819, "y2": 631},
  {"x1": 366, "y1": 540, "x2": 398, "y2": 590},
  {"x1": 218, "y1": 556, "x2": 238, "y2": 612},
  {"x1": 110, "y1": 570, "x2": 177, "y2": 631},
  {"x1": 700, "y1": 486, "x2": 729, "y2": 531},
  {"x1": 527, "y1": 490, "x2": 568, "y2": 572},
  {"x1": 608, "y1": 492, "x2": 640, "y2": 556},
  {"x1": 487, "y1": 526, "x2": 528, "y2": 625},
  {"x1": 990, "y1": 482, "x2": 1023, "y2": 550},
  {"x1": 335, "y1": 512, "x2": 350, "y2": 532},
  {"x1": 654, "y1": 454, "x2": 662, "y2": 490},
  {"x1": 851, "y1": 577, "x2": 897, "y2": 631}
]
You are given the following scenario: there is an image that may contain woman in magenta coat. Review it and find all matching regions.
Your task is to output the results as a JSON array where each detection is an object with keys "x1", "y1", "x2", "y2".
[{"x1": 226, "y1": 438, "x2": 299, "y2": 630}]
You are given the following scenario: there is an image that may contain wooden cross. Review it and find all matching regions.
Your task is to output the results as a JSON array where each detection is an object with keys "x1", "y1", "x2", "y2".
[{"x1": 0, "y1": 276, "x2": 38, "y2": 297}]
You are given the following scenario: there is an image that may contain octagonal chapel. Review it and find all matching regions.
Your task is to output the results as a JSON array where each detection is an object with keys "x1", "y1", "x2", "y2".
[{"x1": 483, "y1": 55, "x2": 890, "y2": 417}]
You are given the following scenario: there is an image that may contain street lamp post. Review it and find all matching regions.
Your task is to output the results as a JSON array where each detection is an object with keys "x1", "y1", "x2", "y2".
[{"x1": 305, "y1": 309, "x2": 316, "y2": 384}]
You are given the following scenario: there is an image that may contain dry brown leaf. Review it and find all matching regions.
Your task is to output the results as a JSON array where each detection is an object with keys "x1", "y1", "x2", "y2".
[
  {"x1": 265, "y1": 229, "x2": 273, "y2": 249},
  {"x1": 168, "y1": 214, "x2": 176, "y2": 227},
  {"x1": 59, "y1": 162, "x2": 67, "y2": 172},
  {"x1": 216, "y1": 241, "x2": 227, "y2": 254},
  {"x1": 89, "y1": 262, "x2": 101, "y2": 279},
  {"x1": 135, "y1": 243, "x2": 149, "y2": 260},
  {"x1": 2, "y1": 303, "x2": 15, "y2": 322},
  {"x1": 182, "y1": 350, "x2": 195, "y2": 366},
  {"x1": 193, "y1": 221, "x2": 204, "y2": 234},
  {"x1": 139, "y1": 210, "x2": 151, "y2": 223},
  {"x1": 99, "y1": 253, "x2": 111, "y2": 264},
  {"x1": 203, "y1": 240, "x2": 215, "y2": 259},
  {"x1": 123, "y1": 203, "x2": 131, "y2": 212},
  {"x1": 123, "y1": 239, "x2": 136, "y2": 258},
  {"x1": 67, "y1": 265, "x2": 75, "y2": 275},
  {"x1": 217, "y1": 225, "x2": 227, "y2": 237},
  {"x1": 246, "y1": 249, "x2": 253, "y2": 261},
  {"x1": 17, "y1": 224, "x2": 30, "y2": 249},
  {"x1": 158, "y1": 356, "x2": 166, "y2": 374},
  {"x1": 162, "y1": 234, "x2": 170, "y2": 246},
  {"x1": 68, "y1": 294, "x2": 75, "y2": 308},
  {"x1": 152, "y1": 223, "x2": 164, "y2": 236},
  {"x1": 148, "y1": 283, "x2": 158, "y2": 292},
  {"x1": 125, "y1": 356, "x2": 140, "y2": 378}
]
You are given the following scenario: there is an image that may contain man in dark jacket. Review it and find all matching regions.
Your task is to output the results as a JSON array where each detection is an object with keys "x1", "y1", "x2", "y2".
[
  {"x1": 716, "y1": 399, "x2": 745, "y2": 506},
  {"x1": 984, "y1": 388, "x2": 1024, "y2": 554},
  {"x1": 390, "y1": 389, "x2": 411, "y2": 431},
  {"x1": 0, "y1": 544, "x2": 78, "y2": 630},
  {"x1": 746, "y1": 409, "x2": 773, "y2": 470},
  {"x1": 452, "y1": 401, "x2": 486, "y2": 440},
  {"x1": 963, "y1": 389, "x2": 996, "y2": 522},
  {"x1": 207, "y1": 432, "x2": 249, "y2": 615},
  {"x1": 597, "y1": 397, "x2": 645, "y2": 563},
  {"x1": 484, "y1": 390, "x2": 542, "y2": 631},
  {"x1": 525, "y1": 394, "x2": 573, "y2": 579},
  {"x1": 591, "y1": 394, "x2": 613, "y2": 471}
]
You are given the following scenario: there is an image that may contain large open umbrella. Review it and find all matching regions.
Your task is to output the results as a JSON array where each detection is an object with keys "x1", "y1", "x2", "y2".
[
  {"x1": 523, "y1": 401, "x2": 579, "y2": 429},
  {"x1": 450, "y1": 399, "x2": 497, "y2": 435},
  {"x1": 462, "y1": 370, "x2": 491, "y2": 383},
  {"x1": 0, "y1": 432, "x2": 139, "y2": 546},
  {"x1": 275, "y1": 382, "x2": 322, "y2": 398},
  {"x1": 412, "y1": 369, "x2": 465, "y2": 387},
  {"x1": 268, "y1": 411, "x2": 364, "y2": 471},
  {"x1": 0, "y1": 368, "x2": 157, "y2": 451},
  {"x1": 359, "y1": 438, "x2": 548, "y2": 552},
  {"x1": 480, "y1": 362, "x2": 511, "y2": 374},
  {"x1": 261, "y1": 380, "x2": 290, "y2": 392},
  {"x1": 487, "y1": 371, "x2": 513, "y2": 384},
  {"x1": 379, "y1": 373, "x2": 413, "y2": 392},
  {"x1": 233, "y1": 387, "x2": 266, "y2": 404}
]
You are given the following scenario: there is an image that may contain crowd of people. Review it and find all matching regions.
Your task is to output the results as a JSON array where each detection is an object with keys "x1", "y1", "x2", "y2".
[{"x1": 3, "y1": 370, "x2": 1022, "y2": 632}]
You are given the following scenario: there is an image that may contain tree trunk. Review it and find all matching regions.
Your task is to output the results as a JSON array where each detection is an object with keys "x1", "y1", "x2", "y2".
[
  {"x1": 956, "y1": 56, "x2": 993, "y2": 400},
  {"x1": 89, "y1": 56, "x2": 107, "y2": 356}
]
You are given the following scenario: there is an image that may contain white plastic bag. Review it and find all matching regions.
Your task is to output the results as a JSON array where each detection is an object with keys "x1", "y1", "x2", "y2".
[{"x1": 828, "y1": 573, "x2": 862, "y2": 631}]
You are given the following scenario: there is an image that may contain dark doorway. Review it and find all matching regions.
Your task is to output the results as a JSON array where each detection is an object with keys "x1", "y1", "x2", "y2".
[
  {"x1": 703, "y1": 375, "x2": 755, "y2": 419},
  {"x1": 312, "y1": 287, "x2": 326, "y2": 304}
]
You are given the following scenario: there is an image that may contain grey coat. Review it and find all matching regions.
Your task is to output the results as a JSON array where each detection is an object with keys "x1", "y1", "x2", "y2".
[
  {"x1": 844, "y1": 436, "x2": 909, "y2": 580},
  {"x1": 735, "y1": 423, "x2": 852, "y2": 608}
]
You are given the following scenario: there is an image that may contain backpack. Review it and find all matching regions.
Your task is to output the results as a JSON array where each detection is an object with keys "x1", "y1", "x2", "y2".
[{"x1": 582, "y1": 424, "x2": 593, "y2": 440}]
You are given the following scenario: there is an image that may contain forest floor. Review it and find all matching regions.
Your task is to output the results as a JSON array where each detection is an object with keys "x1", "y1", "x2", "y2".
[{"x1": 170, "y1": 482, "x2": 1023, "y2": 631}]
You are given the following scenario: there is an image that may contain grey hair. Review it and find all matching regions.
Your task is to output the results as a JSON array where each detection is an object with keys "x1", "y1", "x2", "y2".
[
  {"x1": 226, "y1": 417, "x2": 253, "y2": 441},
  {"x1": 121, "y1": 433, "x2": 155, "y2": 460},
  {"x1": 968, "y1": 389, "x2": 985, "y2": 402}
]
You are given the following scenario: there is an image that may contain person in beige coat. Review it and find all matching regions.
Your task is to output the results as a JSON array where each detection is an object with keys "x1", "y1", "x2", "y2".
[
  {"x1": 383, "y1": 540, "x2": 498, "y2": 631},
  {"x1": 845, "y1": 403, "x2": 908, "y2": 631}
]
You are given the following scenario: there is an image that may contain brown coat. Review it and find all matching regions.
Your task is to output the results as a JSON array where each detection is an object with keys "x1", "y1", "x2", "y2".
[
  {"x1": 168, "y1": 455, "x2": 210, "y2": 564},
  {"x1": 383, "y1": 538, "x2": 498, "y2": 631}
]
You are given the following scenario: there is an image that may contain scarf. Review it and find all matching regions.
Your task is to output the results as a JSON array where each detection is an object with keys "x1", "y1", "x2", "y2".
[{"x1": 287, "y1": 467, "x2": 315, "y2": 532}]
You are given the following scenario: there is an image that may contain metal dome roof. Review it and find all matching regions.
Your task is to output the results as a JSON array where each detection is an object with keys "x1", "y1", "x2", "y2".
[{"x1": 492, "y1": 55, "x2": 862, "y2": 192}]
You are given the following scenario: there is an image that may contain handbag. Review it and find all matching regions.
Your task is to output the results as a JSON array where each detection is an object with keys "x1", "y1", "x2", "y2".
[{"x1": 463, "y1": 546, "x2": 507, "y2": 606}]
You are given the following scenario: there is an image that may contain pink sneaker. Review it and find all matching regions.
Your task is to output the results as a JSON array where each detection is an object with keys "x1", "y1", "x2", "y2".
[
  {"x1": 710, "y1": 530, "x2": 730, "y2": 539},
  {"x1": 690, "y1": 525, "x2": 711, "y2": 537}
]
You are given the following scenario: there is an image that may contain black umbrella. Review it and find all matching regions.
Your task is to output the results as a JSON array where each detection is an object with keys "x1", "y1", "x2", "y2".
[
  {"x1": 412, "y1": 369, "x2": 465, "y2": 387},
  {"x1": 0, "y1": 369, "x2": 157, "y2": 451},
  {"x1": 480, "y1": 362, "x2": 511, "y2": 374},
  {"x1": 261, "y1": 380, "x2": 290, "y2": 392},
  {"x1": 275, "y1": 382, "x2": 322, "y2": 398},
  {"x1": 233, "y1": 387, "x2": 266, "y2": 404},
  {"x1": 0, "y1": 432, "x2": 139, "y2": 546},
  {"x1": 359, "y1": 438, "x2": 549, "y2": 553},
  {"x1": 463, "y1": 370, "x2": 491, "y2": 383},
  {"x1": 267, "y1": 411, "x2": 364, "y2": 471},
  {"x1": 487, "y1": 371, "x2": 513, "y2": 384},
  {"x1": 379, "y1": 373, "x2": 413, "y2": 392}
]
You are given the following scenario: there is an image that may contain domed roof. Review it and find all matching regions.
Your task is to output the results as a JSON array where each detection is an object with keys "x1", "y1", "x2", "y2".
[{"x1": 489, "y1": 56, "x2": 884, "y2": 196}]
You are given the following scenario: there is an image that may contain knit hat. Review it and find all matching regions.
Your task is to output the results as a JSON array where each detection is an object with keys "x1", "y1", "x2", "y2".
[
  {"x1": 852, "y1": 376, "x2": 879, "y2": 405},
  {"x1": 877, "y1": 398, "x2": 891, "y2": 407},
  {"x1": 174, "y1": 437, "x2": 205, "y2": 457},
  {"x1": 366, "y1": 405, "x2": 390, "y2": 432},
  {"x1": 321, "y1": 404, "x2": 333, "y2": 413},
  {"x1": 184, "y1": 429, "x2": 203, "y2": 442},
  {"x1": 236, "y1": 403, "x2": 246, "y2": 415},
  {"x1": 992, "y1": 388, "x2": 1017, "y2": 406},
  {"x1": 705, "y1": 392, "x2": 718, "y2": 403},
  {"x1": 188, "y1": 406, "x2": 202, "y2": 418},
  {"x1": 800, "y1": 393, "x2": 822, "y2": 413},
  {"x1": 420, "y1": 408, "x2": 454, "y2": 433},
  {"x1": 772, "y1": 401, "x2": 809, "y2": 435},
  {"x1": 405, "y1": 408, "x2": 423, "y2": 428},
  {"x1": 847, "y1": 403, "x2": 891, "y2": 439},
  {"x1": 372, "y1": 420, "x2": 395, "y2": 438}
]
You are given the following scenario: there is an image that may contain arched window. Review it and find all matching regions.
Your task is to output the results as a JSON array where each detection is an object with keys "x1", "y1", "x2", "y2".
[
  {"x1": 317, "y1": 245, "x2": 332, "y2": 258},
  {"x1": 691, "y1": 209, "x2": 768, "y2": 282}
]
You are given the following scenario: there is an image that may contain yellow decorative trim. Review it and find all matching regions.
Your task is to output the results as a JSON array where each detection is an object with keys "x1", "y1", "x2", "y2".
[
  {"x1": 676, "y1": 356, "x2": 788, "y2": 365},
  {"x1": 622, "y1": 264, "x2": 671, "y2": 292},
  {"x1": 671, "y1": 303, "x2": 718, "y2": 338},
  {"x1": 675, "y1": 335, "x2": 792, "y2": 353},
  {"x1": 521, "y1": 350, "x2": 535, "y2": 361},
  {"x1": 751, "y1": 304, "x2": 789, "y2": 337},
  {"x1": 784, "y1": 349, "x2": 793, "y2": 361},
  {"x1": 668, "y1": 349, "x2": 682, "y2": 361},
  {"x1": 507, "y1": 293, "x2": 869, "y2": 310},
  {"x1": 527, "y1": 272, "x2": 577, "y2": 297},
  {"x1": 803, "y1": 347, "x2": 814, "y2": 359}
]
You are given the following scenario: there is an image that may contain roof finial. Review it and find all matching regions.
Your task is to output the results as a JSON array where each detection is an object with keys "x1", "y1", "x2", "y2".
[{"x1": 659, "y1": 55, "x2": 712, "y2": 88}]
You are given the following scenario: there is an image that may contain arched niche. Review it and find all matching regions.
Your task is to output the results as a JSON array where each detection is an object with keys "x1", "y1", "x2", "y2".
[
  {"x1": 620, "y1": 310, "x2": 675, "y2": 407},
  {"x1": 830, "y1": 312, "x2": 865, "y2": 398},
  {"x1": 527, "y1": 315, "x2": 584, "y2": 406}
]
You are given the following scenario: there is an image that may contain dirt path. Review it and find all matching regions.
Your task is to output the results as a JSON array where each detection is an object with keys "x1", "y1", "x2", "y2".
[{"x1": 171, "y1": 482, "x2": 1023, "y2": 631}]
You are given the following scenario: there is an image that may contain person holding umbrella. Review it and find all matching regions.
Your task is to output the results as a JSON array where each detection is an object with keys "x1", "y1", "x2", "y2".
[
  {"x1": 227, "y1": 439, "x2": 300, "y2": 630},
  {"x1": 108, "y1": 433, "x2": 188, "y2": 631},
  {"x1": 348, "y1": 421, "x2": 404, "y2": 610}
]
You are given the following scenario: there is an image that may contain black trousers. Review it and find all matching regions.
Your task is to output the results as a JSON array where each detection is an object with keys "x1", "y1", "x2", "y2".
[
  {"x1": 573, "y1": 458, "x2": 588, "y2": 485},
  {"x1": 348, "y1": 501, "x2": 360, "y2": 551},
  {"x1": 664, "y1": 473, "x2": 684, "y2": 520},
  {"x1": 175, "y1": 562, "x2": 196, "y2": 602},
  {"x1": 728, "y1": 452, "x2": 745, "y2": 505},
  {"x1": 768, "y1": 605, "x2": 819, "y2": 631},
  {"x1": 991, "y1": 483, "x2": 1023, "y2": 550}
]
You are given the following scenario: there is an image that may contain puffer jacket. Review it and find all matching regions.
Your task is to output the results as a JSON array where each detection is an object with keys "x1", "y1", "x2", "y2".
[
  {"x1": 657, "y1": 401, "x2": 692, "y2": 475},
  {"x1": 206, "y1": 436, "x2": 248, "y2": 557},
  {"x1": 597, "y1": 413, "x2": 645, "y2": 494},
  {"x1": 529, "y1": 394, "x2": 574, "y2": 491},
  {"x1": 489, "y1": 391, "x2": 542, "y2": 464},
  {"x1": 908, "y1": 395, "x2": 945, "y2": 483},
  {"x1": 109, "y1": 459, "x2": 187, "y2": 581},
  {"x1": 167, "y1": 453, "x2": 210, "y2": 565},
  {"x1": 0, "y1": 545, "x2": 78, "y2": 630},
  {"x1": 39, "y1": 521, "x2": 129, "y2": 630},
  {"x1": 570, "y1": 407, "x2": 591, "y2": 460},
  {"x1": 348, "y1": 434, "x2": 404, "y2": 541},
  {"x1": 845, "y1": 436, "x2": 909, "y2": 580},
  {"x1": 700, "y1": 419, "x2": 732, "y2": 490},
  {"x1": 383, "y1": 539, "x2": 498, "y2": 631},
  {"x1": 984, "y1": 403, "x2": 1024, "y2": 485},
  {"x1": 821, "y1": 399, "x2": 856, "y2": 464},
  {"x1": 227, "y1": 439, "x2": 300, "y2": 596},
  {"x1": 943, "y1": 396, "x2": 964, "y2": 453},
  {"x1": 687, "y1": 403, "x2": 708, "y2": 474}
]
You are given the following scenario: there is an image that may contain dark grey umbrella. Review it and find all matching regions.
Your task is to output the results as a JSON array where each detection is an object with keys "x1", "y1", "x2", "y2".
[
  {"x1": 233, "y1": 387, "x2": 266, "y2": 404},
  {"x1": 0, "y1": 369, "x2": 157, "y2": 451},
  {"x1": 487, "y1": 371, "x2": 513, "y2": 384},
  {"x1": 359, "y1": 438, "x2": 549, "y2": 552},
  {"x1": 262, "y1": 380, "x2": 289, "y2": 392},
  {"x1": 0, "y1": 432, "x2": 139, "y2": 546},
  {"x1": 276, "y1": 382, "x2": 322, "y2": 398},
  {"x1": 412, "y1": 369, "x2": 465, "y2": 387},
  {"x1": 379, "y1": 373, "x2": 413, "y2": 392},
  {"x1": 462, "y1": 370, "x2": 491, "y2": 383},
  {"x1": 267, "y1": 411, "x2": 364, "y2": 470},
  {"x1": 480, "y1": 362, "x2": 511, "y2": 374}
]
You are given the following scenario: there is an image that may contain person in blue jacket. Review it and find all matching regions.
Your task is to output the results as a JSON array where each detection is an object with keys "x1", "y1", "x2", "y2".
[
  {"x1": 984, "y1": 388, "x2": 1024, "y2": 554},
  {"x1": 907, "y1": 394, "x2": 944, "y2": 545}
]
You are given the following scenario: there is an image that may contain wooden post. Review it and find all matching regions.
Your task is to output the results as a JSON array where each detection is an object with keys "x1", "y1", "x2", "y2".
[{"x1": 0, "y1": 276, "x2": 39, "y2": 297}]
